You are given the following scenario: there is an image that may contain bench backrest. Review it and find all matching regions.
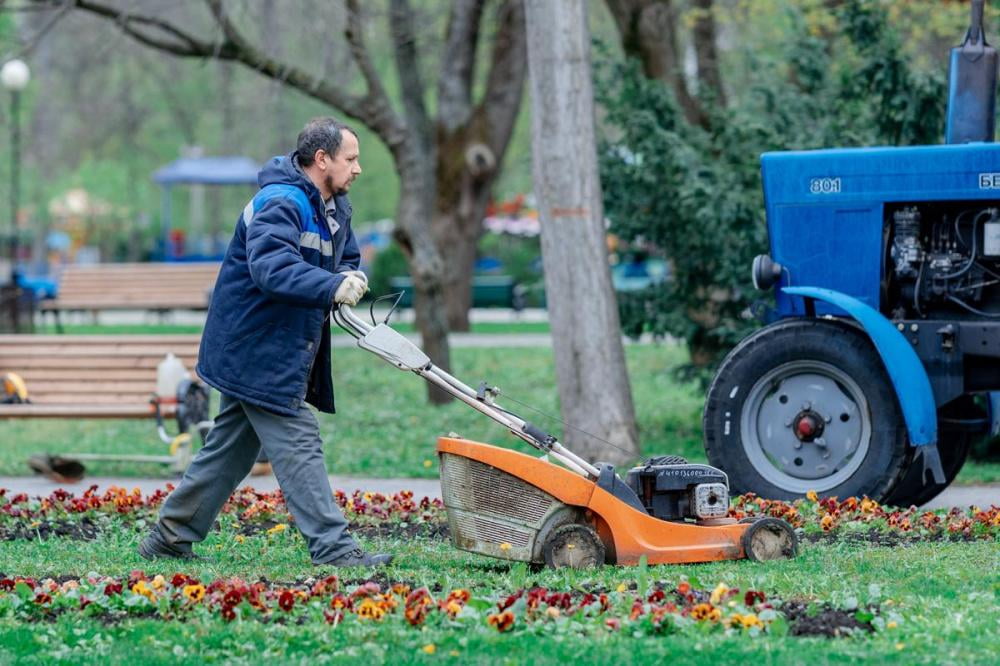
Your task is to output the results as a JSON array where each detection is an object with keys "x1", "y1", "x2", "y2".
[
  {"x1": 0, "y1": 335, "x2": 200, "y2": 407},
  {"x1": 44, "y1": 263, "x2": 220, "y2": 310}
]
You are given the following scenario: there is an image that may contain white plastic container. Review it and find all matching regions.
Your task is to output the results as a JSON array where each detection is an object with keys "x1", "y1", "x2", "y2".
[{"x1": 157, "y1": 353, "x2": 191, "y2": 399}]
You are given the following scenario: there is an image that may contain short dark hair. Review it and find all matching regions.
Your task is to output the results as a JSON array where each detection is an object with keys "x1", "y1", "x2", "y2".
[{"x1": 296, "y1": 117, "x2": 358, "y2": 167}]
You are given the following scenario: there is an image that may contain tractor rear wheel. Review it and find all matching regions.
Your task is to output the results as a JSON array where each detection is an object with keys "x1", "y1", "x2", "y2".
[
  {"x1": 884, "y1": 396, "x2": 983, "y2": 507},
  {"x1": 704, "y1": 319, "x2": 910, "y2": 502}
]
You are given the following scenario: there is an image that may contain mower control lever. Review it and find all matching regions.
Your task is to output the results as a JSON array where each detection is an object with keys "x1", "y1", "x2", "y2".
[
  {"x1": 475, "y1": 381, "x2": 500, "y2": 405},
  {"x1": 522, "y1": 422, "x2": 557, "y2": 450}
]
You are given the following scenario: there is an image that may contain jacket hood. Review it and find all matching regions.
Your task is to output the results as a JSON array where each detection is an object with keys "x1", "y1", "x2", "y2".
[{"x1": 257, "y1": 152, "x2": 325, "y2": 213}]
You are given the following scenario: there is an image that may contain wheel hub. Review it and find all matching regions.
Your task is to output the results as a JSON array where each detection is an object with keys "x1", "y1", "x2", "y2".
[
  {"x1": 792, "y1": 410, "x2": 825, "y2": 442},
  {"x1": 741, "y1": 360, "x2": 872, "y2": 492}
]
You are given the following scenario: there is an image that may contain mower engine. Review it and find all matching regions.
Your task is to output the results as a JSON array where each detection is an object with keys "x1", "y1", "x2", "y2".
[{"x1": 625, "y1": 456, "x2": 730, "y2": 521}]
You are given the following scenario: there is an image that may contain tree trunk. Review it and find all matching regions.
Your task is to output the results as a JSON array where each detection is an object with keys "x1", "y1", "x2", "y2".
[
  {"x1": 432, "y1": 0, "x2": 527, "y2": 331},
  {"x1": 433, "y1": 134, "x2": 495, "y2": 332},
  {"x1": 691, "y1": 0, "x2": 725, "y2": 107},
  {"x1": 394, "y1": 157, "x2": 453, "y2": 404},
  {"x1": 524, "y1": 0, "x2": 639, "y2": 465}
]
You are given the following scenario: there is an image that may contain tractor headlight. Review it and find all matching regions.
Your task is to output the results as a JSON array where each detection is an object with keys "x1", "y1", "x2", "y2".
[{"x1": 752, "y1": 254, "x2": 783, "y2": 290}]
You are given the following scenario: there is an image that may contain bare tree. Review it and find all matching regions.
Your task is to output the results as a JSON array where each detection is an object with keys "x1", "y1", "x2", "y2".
[
  {"x1": 20, "y1": 0, "x2": 528, "y2": 403},
  {"x1": 604, "y1": 0, "x2": 725, "y2": 128},
  {"x1": 523, "y1": 0, "x2": 638, "y2": 464}
]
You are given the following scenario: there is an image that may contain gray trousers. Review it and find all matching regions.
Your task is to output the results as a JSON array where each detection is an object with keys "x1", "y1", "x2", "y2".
[{"x1": 156, "y1": 393, "x2": 358, "y2": 564}]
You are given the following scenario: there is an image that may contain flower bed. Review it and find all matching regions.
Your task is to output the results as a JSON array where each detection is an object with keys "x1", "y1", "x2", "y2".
[
  {"x1": 0, "y1": 486, "x2": 446, "y2": 542},
  {"x1": 2, "y1": 485, "x2": 997, "y2": 544},
  {"x1": 0, "y1": 572, "x2": 892, "y2": 639},
  {"x1": 731, "y1": 492, "x2": 1000, "y2": 540}
]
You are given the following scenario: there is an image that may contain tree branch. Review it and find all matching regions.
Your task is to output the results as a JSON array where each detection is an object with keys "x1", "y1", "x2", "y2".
[
  {"x1": 436, "y1": 0, "x2": 486, "y2": 132},
  {"x1": 30, "y1": 0, "x2": 409, "y2": 149},
  {"x1": 344, "y1": 0, "x2": 406, "y2": 151},
  {"x1": 71, "y1": 0, "x2": 217, "y2": 56},
  {"x1": 4, "y1": 0, "x2": 72, "y2": 60},
  {"x1": 475, "y1": 0, "x2": 527, "y2": 158},
  {"x1": 389, "y1": 0, "x2": 432, "y2": 155},
  {"x1": 604, "y1": 0, "x2": 709, "y2": 128}
]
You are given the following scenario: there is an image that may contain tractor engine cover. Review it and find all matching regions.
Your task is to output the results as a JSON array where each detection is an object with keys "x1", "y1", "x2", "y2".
[{"x1": 625, "y1": 457, "x2": 730, "y2": 521}]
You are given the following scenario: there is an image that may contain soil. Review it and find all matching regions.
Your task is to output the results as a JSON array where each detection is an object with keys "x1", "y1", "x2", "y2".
[
  {"x1": 779, "y1": 600, "x2": 877, "y2": 637},
  {"x1": 804, "y1": 528, "x2": 978, "y2": 548},
  {"x1": 0, "y1": 518, "x2": 101, "y2": 542}
]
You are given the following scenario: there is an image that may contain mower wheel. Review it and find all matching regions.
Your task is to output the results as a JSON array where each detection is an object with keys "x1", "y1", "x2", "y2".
[
  {"x1": 741, "y1": 518, "x2": 798, "y2": 561},
  {"x1": 542, "y1": 523, "x2": 605, "y2": 568}
]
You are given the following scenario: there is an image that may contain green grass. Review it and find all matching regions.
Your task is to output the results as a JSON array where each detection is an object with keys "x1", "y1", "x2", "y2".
[
  {"x1": 0, "y1": 345, "x2": 702, "y2": 479},
  {"x1": 4, "y1": 343, "x2": 999, "y2": 484},
  {"x1": 0, "y1": 527, "x2": 997, "y2": 664}
]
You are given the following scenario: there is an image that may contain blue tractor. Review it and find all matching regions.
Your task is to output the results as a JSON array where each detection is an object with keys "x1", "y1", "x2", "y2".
[{"x1": 704, "y1": 0, "x2": 999, "y2": 506}]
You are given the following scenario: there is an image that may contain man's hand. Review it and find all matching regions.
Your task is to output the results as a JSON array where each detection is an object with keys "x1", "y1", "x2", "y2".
[{"x1": 334, "y1": 274, "x2": 367, "y2": 307}]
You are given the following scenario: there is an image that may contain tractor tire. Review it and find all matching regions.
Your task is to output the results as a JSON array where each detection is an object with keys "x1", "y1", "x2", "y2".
[
  {"x1": 704, "y1": 318, "x2": 911, "y2": 502},
  {"x1": 883, "y1": 396, "x2": 983, "y2": 507}
]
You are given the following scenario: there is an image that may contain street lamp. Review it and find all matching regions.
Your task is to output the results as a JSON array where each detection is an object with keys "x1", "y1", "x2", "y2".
[{"x1": 1, "y1": 58, "x2": 30, "y2": 283}]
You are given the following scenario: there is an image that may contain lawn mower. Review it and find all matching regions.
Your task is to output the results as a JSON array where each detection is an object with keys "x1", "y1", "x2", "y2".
[{"x1": 334, "y1": 301, "x2": 797, "y2": 568}]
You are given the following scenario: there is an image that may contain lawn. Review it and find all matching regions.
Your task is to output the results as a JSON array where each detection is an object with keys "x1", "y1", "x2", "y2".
[
  {"x1": 3, "y1": 342, "x2": 998, "y2": 484},
  {"x1": 0, "y1": 487, "x2": 997, "y2": 664},
  {"x1": 0, "y1": 344, "x2": 705, "y2": 479}
]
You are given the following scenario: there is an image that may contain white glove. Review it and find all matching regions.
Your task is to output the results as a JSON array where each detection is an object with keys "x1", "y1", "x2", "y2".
[
  {"x1": 334, "y1": 274, "x2": 367, "y2": 307},
  {"x1": 341, "y1": 270, "x2": 369, "y2": 289}
]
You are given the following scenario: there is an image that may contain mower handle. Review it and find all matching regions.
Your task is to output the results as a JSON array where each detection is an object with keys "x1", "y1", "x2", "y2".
[{"x1": 333, "y1": 304, "x2": 601, "y2": 479}]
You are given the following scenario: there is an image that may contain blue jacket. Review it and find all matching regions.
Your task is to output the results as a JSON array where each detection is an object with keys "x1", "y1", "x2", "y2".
[{"x1": 196, "y1": 153, "x2": 360, "y2": 416}]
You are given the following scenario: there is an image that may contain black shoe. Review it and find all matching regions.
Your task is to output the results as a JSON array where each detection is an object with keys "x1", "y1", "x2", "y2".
[
  {"x1": 137, "y1": 527, "x2": 201, "y2": 561},
  {"x1": 320, "y1": 547, "x2": 393, "y2": 568}
]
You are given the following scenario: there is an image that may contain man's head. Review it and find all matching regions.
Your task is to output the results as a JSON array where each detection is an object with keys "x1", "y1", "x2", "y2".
[{"x1": 296, "y1": 117, "x2": 362, "y2": 199}]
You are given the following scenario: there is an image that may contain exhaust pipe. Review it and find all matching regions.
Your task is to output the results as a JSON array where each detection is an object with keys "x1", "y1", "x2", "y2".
[{"x1": 946, "y1": 0, "x2": 998, "y2": 144}]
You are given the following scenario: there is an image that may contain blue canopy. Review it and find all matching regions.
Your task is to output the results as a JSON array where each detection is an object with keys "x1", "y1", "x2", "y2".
[{"x1": 152, "y1": 156, "x2": 260, "y2": 186}]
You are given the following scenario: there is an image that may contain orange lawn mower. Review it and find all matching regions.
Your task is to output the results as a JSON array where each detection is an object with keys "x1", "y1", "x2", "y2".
[{"x1": 334, "y1": 299, "x2": 798, "y2": 569}]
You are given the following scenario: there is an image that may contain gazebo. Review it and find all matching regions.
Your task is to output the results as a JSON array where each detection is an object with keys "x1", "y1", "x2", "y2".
[{"x1": 152, "y1": 156, "x2": 260, "y2": 260}]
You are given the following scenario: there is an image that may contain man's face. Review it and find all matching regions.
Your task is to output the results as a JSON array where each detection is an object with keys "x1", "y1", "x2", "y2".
[{"x1": 318, "y1": 131, "x2": 362, "y2": 196}]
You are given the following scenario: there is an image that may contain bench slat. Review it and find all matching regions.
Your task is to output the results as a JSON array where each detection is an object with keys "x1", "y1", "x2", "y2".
[
  {"x1": 2, "y1": 345, "x2": 201, "y2": 356},
  {"x1": 10, "y1": 369, "x2": 178, "y2": 381},
  {"x1": 42, "y1": 262, "x2": 219, "y2": 312},
  {"x1": 0, "y1": 334, "x2": 201, "y2": 417},
  {"x1": 0, "y1": 404, "x2": 174, "y2": 418},
  {"x1": 0, "y1": 335, "x2": 202, "y2": 344}
]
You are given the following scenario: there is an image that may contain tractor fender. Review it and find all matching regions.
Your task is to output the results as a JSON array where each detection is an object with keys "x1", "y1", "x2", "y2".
[{"x1": 781, "y1": 286, "x2": 936, "y2": 447}]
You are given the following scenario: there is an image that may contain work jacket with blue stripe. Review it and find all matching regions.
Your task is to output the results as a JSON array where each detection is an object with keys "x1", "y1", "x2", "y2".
[{"x1": 196, "y1": 153, "x2": 360, "y2": 416}]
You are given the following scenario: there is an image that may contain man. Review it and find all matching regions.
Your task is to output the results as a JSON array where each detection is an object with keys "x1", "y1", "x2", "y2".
[{"x1": 138, "y1": 117, "x2": 391, "y2": 568}]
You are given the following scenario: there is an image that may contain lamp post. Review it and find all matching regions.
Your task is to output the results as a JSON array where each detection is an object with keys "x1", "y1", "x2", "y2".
[{"x1": 1, "y1": 58, "x2": 30, "y2": 284}]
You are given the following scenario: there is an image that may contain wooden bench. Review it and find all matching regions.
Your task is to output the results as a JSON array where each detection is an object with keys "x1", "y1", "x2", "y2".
[
  {"x1": 40, "y1": 263, "x2": 220, "y2": 328},
  {"x1": 0, "y1": 335, "x2": 205, "y2": 471}
]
